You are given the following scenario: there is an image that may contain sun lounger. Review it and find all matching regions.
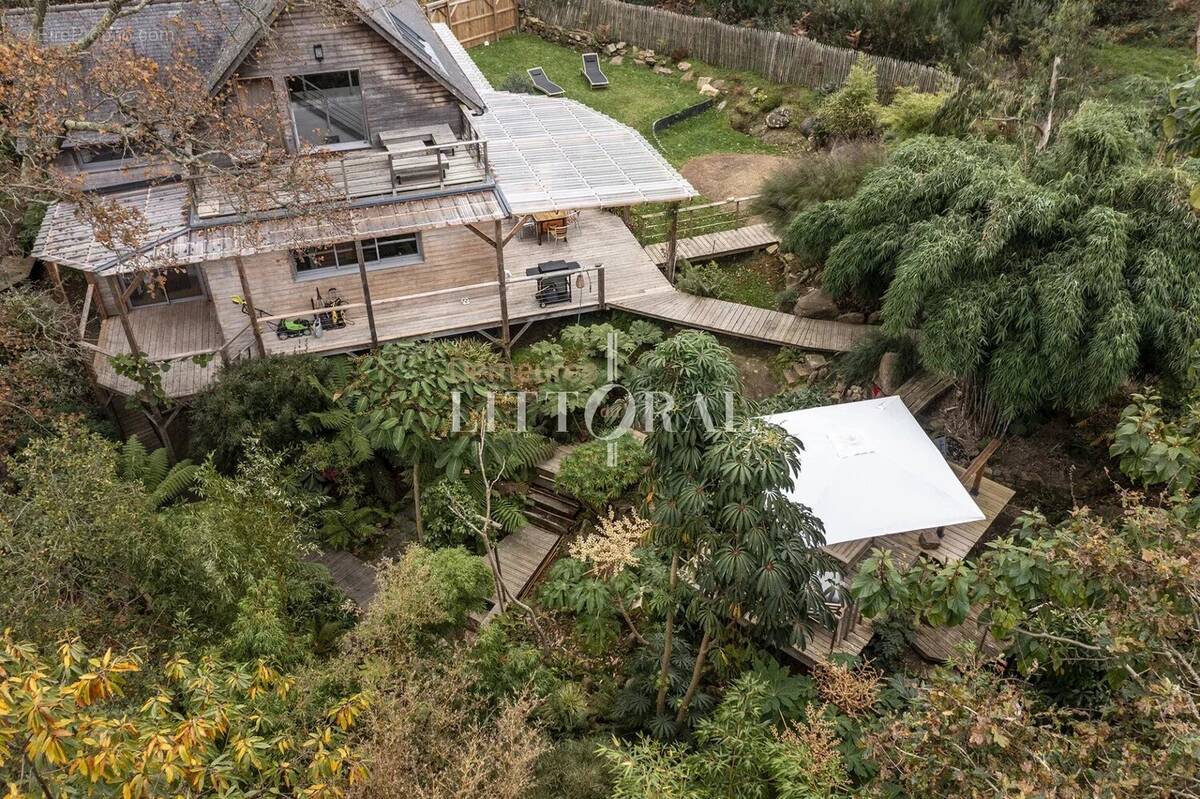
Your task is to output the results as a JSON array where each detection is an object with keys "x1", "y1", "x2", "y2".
[
  {"x1": 581, "y1": 53, "x2": 609, "y2": 89},
  {"x1": 527, "y1": 67, "x2": 565, "y2": 97}
]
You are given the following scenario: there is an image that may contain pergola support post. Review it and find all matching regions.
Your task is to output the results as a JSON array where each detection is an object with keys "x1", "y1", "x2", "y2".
[
  {"x1": 665, "y1": 201, "x2": 680, "y2": 283},
  {"x1": 234, "y1": 256, "x2": 267, "y2": 358},
  {"x1": 495, "y1": 219, "x2": 512, "y2": 361},
  {"x1": 353, "y1": 239, "x2": 380, "y2": 349}
]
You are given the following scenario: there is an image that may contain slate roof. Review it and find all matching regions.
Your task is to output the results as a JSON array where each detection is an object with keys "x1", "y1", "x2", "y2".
[{"x1": 1, "y1": 0, "x2": 484, "y2": 112}]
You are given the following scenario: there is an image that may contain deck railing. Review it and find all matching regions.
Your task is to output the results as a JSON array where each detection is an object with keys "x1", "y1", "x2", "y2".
[
  {"x1": 633, "y1": 195, "x2": 760, "y2": 245},
  {"x1": 191, "y1": 121, "x2": 493, "y2": 221}
]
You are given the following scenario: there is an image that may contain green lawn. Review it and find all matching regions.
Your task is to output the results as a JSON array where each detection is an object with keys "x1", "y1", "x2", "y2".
[
  {"x1": 1090, "y1": 40, "x2": 1193, "y2": 82},
  {"x1": 469, "y1": 34, "x2": 780, "y2": 165}
]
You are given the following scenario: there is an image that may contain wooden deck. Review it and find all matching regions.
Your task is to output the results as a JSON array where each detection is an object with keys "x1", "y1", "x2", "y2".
[
  {"x1": 643, "y1": 223, "x2": 778, "y2": 265},
  {"x1": 895, "y1": 372, "x2": 955, "y2": 415},
  {"x1": 788, "y1": 466, "x2": 1016, "y2": 668},
  {"x1": 262, "y1": 209, "x2": 672, "y2": 358},
  {"x1": 611, "y1": 291, "x2": 872, "y2": 354},
  {"x1": 310, "y1": 550, "x2": 379, "y2": 608},
  {"x1": 93, "y1": 302, "x2": 224, "y2": 399}
]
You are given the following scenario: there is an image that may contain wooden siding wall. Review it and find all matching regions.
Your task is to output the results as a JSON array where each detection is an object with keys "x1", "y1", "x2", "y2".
[
  {"x1": 236, "y1": 4, "x2": 465, "y2": 152},
  {"x1": 202, "y1": 224, "x2": 498, "y2": 346},
  {"x1": 423, "y1": 0, "x2": 518, "y2": 48}
]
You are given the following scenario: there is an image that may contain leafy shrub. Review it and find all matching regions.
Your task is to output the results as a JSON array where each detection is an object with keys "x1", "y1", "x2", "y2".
[
  {"x1": 0, "y1": 286, "x2": 98, "y2": 455},
  {"x1": 813, "y1": 62, "x2": 880, "y2": 142},
  {"x1": 346, "y1": 546, "x2": 492, "y2": 658},
  {"x1": 191, "y1": 354, "x2": 340, "y2": 472},
  {"x1": 529, "y1": 738, "x2": 615, "y2": 799},
  {"x1": 787, "y1": 103, "x2": 1200, "y2": 421},
  {"x1": 422, "y1": 478, "x2": 483, "y2": 549},
  {"x1": 676, "y1": 259, "x2": 779, "y2": 309},
  {"x1": 755, "y1": 385, "x2": 830, "y2": 415},
  {"x1": 755, "y1": 141, "x2": 887, "y2": 229},
  {"x1": 879, "y1": 87, "x2": 950, "y2": 139},
  {"x1": 837, "y1": 333, "x2": 922, "y2": 387},
  {"x1": 497, "y1": 71, "x2": 537, "y2": 94},
  {"x1": 315, "y1": 496, "x2": 389, "y2": 551},
  {"x1": 554, "y1": 434, "x2": 650, "y2": 513},
  {"x1": 1110, "y1": 352, "x2": 1200, "y2": 495}
]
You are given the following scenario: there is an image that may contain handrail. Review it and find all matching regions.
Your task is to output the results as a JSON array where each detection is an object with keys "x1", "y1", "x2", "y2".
[{"x1": 636, "y1": 195, "x2": 760, "y2": 220}]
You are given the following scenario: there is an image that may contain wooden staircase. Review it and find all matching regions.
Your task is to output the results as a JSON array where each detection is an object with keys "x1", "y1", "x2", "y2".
[
  {"x1": 469, "y1": 446, "x2": 583, "y2": 627},
  {"x1": 525, "y1": 468, "x2": 583, "y2": 535}
]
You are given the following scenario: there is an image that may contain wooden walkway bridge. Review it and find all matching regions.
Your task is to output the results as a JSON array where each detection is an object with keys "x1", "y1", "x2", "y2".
[
  {"x1": 643, "y1": 223, "x2": 779, "y2": 265},
  {"x1": 611, "y1": 290, "x2": 871, "y2": 353}
]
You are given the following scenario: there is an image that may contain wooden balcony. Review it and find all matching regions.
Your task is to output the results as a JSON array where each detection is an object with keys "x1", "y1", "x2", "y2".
[{"x1": 192, "y1": 123, "x2": 491, "y2": 221}]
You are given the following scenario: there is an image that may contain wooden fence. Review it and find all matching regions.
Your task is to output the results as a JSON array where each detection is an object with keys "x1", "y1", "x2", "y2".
[
  {"x1": 422, "y1": 0, "x2": 518, "y2": 48},
  {"x1": 523, "y1": 0, "x2": 956, "y2": 93}
]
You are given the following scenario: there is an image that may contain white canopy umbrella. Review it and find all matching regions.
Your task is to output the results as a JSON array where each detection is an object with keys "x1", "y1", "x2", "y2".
[{"x1": 761, "y1": 397, "x2": 983, "y2": 546}]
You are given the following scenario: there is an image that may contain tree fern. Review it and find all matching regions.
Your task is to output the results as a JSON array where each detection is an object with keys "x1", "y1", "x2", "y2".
[{"x1": 116, "y1": 437, "x2": 197, "y2": 508}]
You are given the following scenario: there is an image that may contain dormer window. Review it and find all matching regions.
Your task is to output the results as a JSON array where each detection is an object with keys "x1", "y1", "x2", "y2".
[
  {"x1": 76, "y1": 143, "x2": 131, "y2": 171},
  {"x1": 286, "y1": 70, "x2": 368, "y2": 149}
]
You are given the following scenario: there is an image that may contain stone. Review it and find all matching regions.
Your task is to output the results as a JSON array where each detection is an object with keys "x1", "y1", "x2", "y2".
[
  {"x1": 677, "y1": 61, "x2": 692, "y2": 71},
  {"x1": 765, "y1": 107, "x2": 792, "y2": 129},
  {"x1": 697, "y1": 76, "x2": 714, "y2": 90},
  {"x1": 793, "y1": 288, "x2": 839, "y2": 320},
  {"x1": 0, "y1": 255, "x2": 34, "y2": 290},
  {"x1": 699, "y1": 84, "x2": 721, "y2": 98},
  {"x1": 680, "y1": 70, "x2": 695, "y2": 82},
  {"x1": 836, "y1": 312, "x2": 867, "y2": 324},
  {"x1": 654, "y1": 65, "x2": 674, "y2": 76},
  {"x1": 805, "y1": 354, "x2": 828, "y2": 371},
  {"x1": 867, "y1": 310, "x2": 883, "y2": 325},
  {"x1": 604, "y1": 43, "x2": 619, "y2": 55},
  {"x1": 710, "y1": 79, "x2": 726, "y2": 90},
  {"x1": 766, "y1": 243, "x2": 780, "y2": 255},
  {"x1": 716, "y1": 100, "x2": 728, "y2": 111},
  {"x1": 875, "y1": 352, "x2": 902, "y2": 395},
  {"x1": 610, "y1": 55, "x2": 624, "y2": 66}
]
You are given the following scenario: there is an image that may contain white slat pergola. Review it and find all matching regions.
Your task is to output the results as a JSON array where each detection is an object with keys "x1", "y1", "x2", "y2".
[{"x1": 433, "y1": 24, "x2": 697, "y2": 214}]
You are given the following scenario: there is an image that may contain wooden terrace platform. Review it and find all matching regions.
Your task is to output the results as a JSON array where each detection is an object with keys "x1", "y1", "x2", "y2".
[
  {"x1": 92, "y1": 301, "x2": 224, "y2": 399},
  {"x1": 643, "y1": 223, "x2": 779, "y2": 266},
  {"x1": 788, "y1": 465, "x2": 1015, "y2": 668}
]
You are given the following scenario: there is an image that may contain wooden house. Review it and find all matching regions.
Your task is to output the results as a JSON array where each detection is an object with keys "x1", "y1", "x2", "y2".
[{"x1": 25, "y1": 0, "x2": 696, "y2": 399}]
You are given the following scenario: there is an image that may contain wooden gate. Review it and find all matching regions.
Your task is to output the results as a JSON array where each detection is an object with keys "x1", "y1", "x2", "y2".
[{"x1": 423, "y1": 0, "x2": 518, "y2": 48}]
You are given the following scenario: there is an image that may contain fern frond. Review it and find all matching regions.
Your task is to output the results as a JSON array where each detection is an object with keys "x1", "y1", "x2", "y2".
[
  {"x1": 120, "y1": 437, "x2": 148, "y2": 483},
  {"x1": 148, "y1": 462, "x2": 199, "y2": 508},
  {"x1": 142, "y1": 447, "x2": 170, "y2": 490}
]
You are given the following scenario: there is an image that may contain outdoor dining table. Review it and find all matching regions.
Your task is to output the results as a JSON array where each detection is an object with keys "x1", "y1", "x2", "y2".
[{"x1": 532, "y1": 211, "x2": 569, "y2": 244}]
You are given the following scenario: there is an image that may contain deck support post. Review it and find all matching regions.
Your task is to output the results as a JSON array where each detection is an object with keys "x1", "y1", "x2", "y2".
[
  {"x1": 84, "y1": 272, "x2": 110, "y2": 319},
  {"x1": 495, "y1": 219, "x2": 512, "y2": 362},
  {"x1": 353, "y1": 240, "x2": 380, "y2": 349},
  {"x1": 234, "y1": 256, "x2": 267, "y2": 358},
  {"x1": 665, "y1": 201, "x2": 681, "y2": 283},
  {"x1": 108, "y1": 274, "x2": 142, "y2": 356},
  {"x1": 597, "y1": 263, "x2": 606, "y2": 310},
  {"x1": 46, "y1": 261, "x2": 68, "y2": 304}
]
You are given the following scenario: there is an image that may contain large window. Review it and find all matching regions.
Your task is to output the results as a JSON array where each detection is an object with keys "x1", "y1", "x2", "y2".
[
  {"x1": 293, "y1": 234, "x2": 422, "y2": 279},
  {"x1": 286, "y1": 70, "x2": 368, "y2": 149}
]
